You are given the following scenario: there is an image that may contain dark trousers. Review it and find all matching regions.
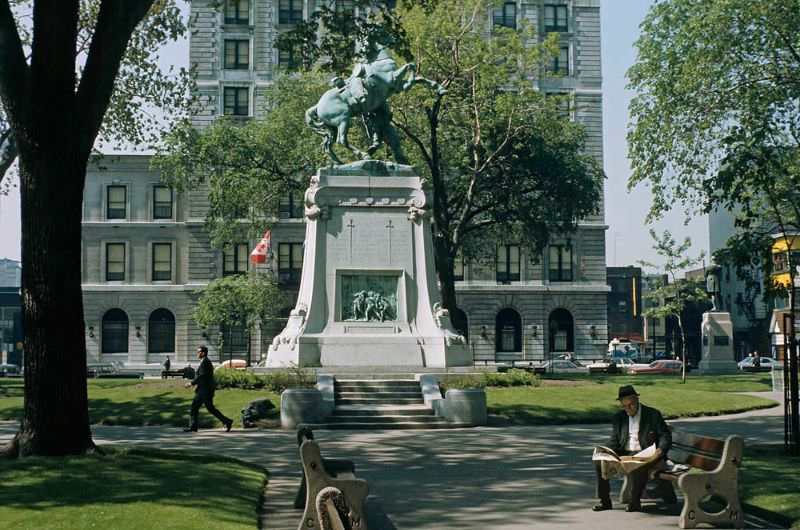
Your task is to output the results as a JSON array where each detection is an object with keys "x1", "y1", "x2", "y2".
[
  {"x1": 189, "y1": 392, "x2": 231, "y2": 430},
  {"x1": 594, "y1": 451, "x2": 654, "y2": 505}
]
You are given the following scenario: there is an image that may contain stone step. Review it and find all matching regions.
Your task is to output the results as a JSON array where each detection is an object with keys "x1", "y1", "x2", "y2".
[
  {"x1": 326, "y1": 414, "x2": 441, "y2": 424},
  {"x1": 332, "y1": 405, "x2": 432, "y2": 417},
  {"x1": 300, "y1": 421, "x2": 475, "y2": 430},
  {"x1": 335, "y1": 381, "x2": 420, "y2": 390},
  {"x1": 336, "y1": 396, "x2": 424, "y2": 405},
  {"x1": 335, "y1": 391, "x2": 422, "y2": 400}
]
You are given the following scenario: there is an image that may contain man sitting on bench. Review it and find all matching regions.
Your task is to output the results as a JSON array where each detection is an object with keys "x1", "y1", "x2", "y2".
[{"x1": 592, "y1": 384, "x2": 672, "y2": 513}]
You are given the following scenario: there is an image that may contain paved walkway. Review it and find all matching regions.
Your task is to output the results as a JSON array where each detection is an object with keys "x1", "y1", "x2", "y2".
[{"x1": 0, "y1": 393, "x2": 787, "y2": 529}]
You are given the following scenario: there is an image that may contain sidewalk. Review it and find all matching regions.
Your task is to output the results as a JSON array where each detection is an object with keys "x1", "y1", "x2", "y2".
[{"x1": 0, "y1": 393, "x2": 787, "y2": 529}]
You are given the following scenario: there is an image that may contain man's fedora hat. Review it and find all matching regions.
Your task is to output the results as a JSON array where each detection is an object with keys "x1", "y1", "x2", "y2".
[{"x1": 617, "y1": 385, "x2": 639, "y2": 400}]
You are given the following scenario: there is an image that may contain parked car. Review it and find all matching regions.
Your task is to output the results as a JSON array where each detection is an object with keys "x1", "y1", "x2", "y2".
[
  {"x1": 220, "y1": 359, "x2": 248, "y2": 368},
  {"x1": 0, "y1": 363, "x2": 19, "y2": 377},
  {"x1": 86, "y1": 363, "x2": 144, "y2": 379},
  {"x1": 628, "y1": 360, "x2": 684, "y2": 375},
  {"x1": 737, "y1": 357, "x2": 778, "y2": 372},
  {"x1": 533, "y1": 360, "x2": 588, "y2": 374},
  {"x1": 587, "y1": 357, "x2": 635, "y2": 374}
]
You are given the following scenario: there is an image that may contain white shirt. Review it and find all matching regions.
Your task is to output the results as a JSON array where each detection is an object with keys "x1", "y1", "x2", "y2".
[{"x1": 626, "y1": 405, "x2": 642, "y2": 452}]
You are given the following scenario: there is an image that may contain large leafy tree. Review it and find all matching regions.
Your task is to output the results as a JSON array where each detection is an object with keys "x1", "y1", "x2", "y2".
[
  {"x1": 158, "y1": 0, "x2": 603, "y2": 333},
  {"x1": 0, "y1": 0, "x2": 187, "y2": 457},
  {"x1": 0, "y1": 1, "x2": 192, "y2": 189},
  {"x1": 628, "y1": 0, "x2": 800, "y2": 449}
]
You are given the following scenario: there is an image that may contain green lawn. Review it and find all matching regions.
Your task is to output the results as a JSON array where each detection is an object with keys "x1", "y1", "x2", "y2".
[
  {"x1": 488, "y1": 373, "x2": 777, "y2": 424},
  {"x1": 0, "y1": 446, "x2": 267, "y2": 529},
  {"x1": 741, "y1": 445, "x2": 800, "y2": 528},
  {"x1": 0, "y1": 379, "x2": 280, "y2": 428}
]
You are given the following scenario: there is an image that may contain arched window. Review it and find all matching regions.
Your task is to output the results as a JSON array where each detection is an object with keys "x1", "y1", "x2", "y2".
[
  {"x1": 548, "y1": 308, "x2": 574, "y2": 353},
  {"x1": 101, "y1": 308, "x2": 129, "y2": 354},
  {"x1": 495, "y1": 308, "x2": 522, "y2": 353},
  {"x1": 148, "y1": 308, "x2": 175, "y2": 354}
]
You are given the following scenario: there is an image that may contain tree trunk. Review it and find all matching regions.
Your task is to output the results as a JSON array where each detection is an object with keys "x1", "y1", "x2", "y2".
[
  {"x1": 677, "y1": 314, "x2": 687, "y2": 384},
  {"x1": 7, "y1": 146, "x2": 94, "y2": 457}
]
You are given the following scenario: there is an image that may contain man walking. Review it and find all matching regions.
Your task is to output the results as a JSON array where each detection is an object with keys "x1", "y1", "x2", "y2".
[
  {"x1": 592, "y1": 385, "x2": 673, "y2": 512},
  {"x1": 184, "y1": 346, "x2": 233, "y2": 433}
]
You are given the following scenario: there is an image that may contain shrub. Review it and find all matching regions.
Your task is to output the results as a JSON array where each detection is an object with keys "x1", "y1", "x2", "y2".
[
  {"x1": 483, "y1": 369, "x2": 541, "y2": 388},
  {"x1": 214, "y1": 365, "x2": 316, "y2": 392}
]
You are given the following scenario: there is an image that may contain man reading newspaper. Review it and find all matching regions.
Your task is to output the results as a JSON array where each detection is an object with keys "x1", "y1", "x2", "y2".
[{"x1": 591, "y1": 385, "x2": 672, "y2": 513}]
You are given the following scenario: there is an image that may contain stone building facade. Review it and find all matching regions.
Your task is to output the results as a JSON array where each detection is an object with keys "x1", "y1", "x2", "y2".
[{"x1": 82, "y1": 0, "x2": 608, "y2": 365}]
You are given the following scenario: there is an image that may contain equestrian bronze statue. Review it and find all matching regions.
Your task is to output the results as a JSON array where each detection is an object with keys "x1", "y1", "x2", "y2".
[{"x1": 305, "y1": 41, "x2": 446, "y2": 165}]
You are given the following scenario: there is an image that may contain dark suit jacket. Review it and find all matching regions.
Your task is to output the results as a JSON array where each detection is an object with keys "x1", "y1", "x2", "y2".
[
  {"x1": 607, "y1": 404, "x2": 671, "y2": 455},
  {"x1": 192, "y1": 356, "x2": 216, "y2": 396}
]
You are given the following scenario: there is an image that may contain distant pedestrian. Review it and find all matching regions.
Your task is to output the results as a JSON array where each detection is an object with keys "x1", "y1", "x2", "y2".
[
  {"x1": 184, "y1": 346, "x2": 233, "y2": 433},
  {"x1": 162, "y1": 356, "x2": 171, "y2": 379}
]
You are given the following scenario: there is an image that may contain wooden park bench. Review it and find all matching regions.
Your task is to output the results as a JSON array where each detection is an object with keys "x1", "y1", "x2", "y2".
[
  {"x1": 294, "y1": 427, "x2": 369, "y2": 530},
  {"x1": 620, "y1": 431, "x2": 744, "y2": 529}
]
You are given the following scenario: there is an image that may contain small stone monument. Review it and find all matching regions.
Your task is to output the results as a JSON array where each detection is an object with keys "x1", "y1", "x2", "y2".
[
  {"x1": 698, "y1": 266, "x2": 738, "y2": 374},
  {"x1": 266, "y1": 160, "x2": 470, "y2": 367}
]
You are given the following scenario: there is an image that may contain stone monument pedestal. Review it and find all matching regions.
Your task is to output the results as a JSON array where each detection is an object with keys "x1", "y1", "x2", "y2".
[
  {"x1": 267, "y1": 161, "x2": 470, "y2": 368},
  {"x1": 698, "y1": 311, "x2": 738, "y2": 374}
]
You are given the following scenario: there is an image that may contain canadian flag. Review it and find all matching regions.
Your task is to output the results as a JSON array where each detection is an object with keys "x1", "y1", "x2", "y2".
[{"x1": 250, "y1": 230, "x2": 272, "y2": 265}]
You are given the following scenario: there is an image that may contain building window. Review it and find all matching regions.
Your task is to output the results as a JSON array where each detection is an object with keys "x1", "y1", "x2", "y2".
[
  {"x1": 224, "y1": 0, "x2": 249, "y2": 24},
  {"x1": 493, "y1": 2, "x2": 517, "y2": 29},
  {"x1": 224, "y1": 39, "x2": 250, "y2": 70},
  {"x1": 101, "y1": 308, "x2": 129, "y2": 354},
  {"x1": 278, "y1": 48, "x2": 296, "y2": 69},
  {"x1": 223, "y1": 243, "x2": 249, "y2": 276},
  {"x1": 106, "y1": 185, "x2": 126, "y2": 220},
  {"x1": 279, "y1": 193, "x2": 303, "y2": 218},
  {"x1": 152, "y1": 243, "x2": 172, "y2": 281},
  {"x1": 495, "y1": 307, "x2": 522, "y2": 353},
  {"x1": 453, "y1": 251, "x2": 465, "y2": 281},
  {"x1": 148, "y1": 308, "x2": 175, "y2": 354},
  {"x1": 618, "y1": 300, "x2": 627, "y2": 313},
  {"x1": 496, "y1": 244, "x2": 520, "y2": 283},
  {"x1": 549, "y1": 244, "x2": 572, "y2": 281},
  {"x1": 278, "y1": 242, "x2": 303, "y2": 284},
  {"x1": 279, "y1": 0, "x2": 303, "y2": 24},
  {"x1": 549, "y1": 45, "x2": 569, "y2": 75},
  {"x1": 336, "y1": 0, "x2": 355, "y2": 13},
  {"x1": 153, "y1": 186, "x2": 173, "y2": 220},
  {"x1": 223, "y1": 87, "x2": 249, "y2": 116},
  {"x1": 106, "y1": 243, "x2": 125, "y2": 281},
  {"x1": 544, "y1": 4, "x2": 568, "y2": 32}
]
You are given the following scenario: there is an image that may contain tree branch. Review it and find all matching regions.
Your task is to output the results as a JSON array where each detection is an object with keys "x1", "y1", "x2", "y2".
[
  {"x1": 75, "y1": 0, "x2": 155, "y2": 146},
  {"x1": 0, "y1": 0, "x2": 29, "y2": 122},
  {"x1": 0, "y1": 123, "x2": 17, "y2": 183}
]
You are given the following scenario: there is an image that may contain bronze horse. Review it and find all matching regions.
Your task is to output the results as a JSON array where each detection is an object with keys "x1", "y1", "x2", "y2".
[{"x1": 305, "y1": 44, "x2": 445, "y2": 164}]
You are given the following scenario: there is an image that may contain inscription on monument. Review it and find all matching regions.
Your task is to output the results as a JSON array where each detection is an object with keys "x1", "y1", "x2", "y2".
[{"x1": 341, "y1": 275, "x2": 398, "y2": 322}]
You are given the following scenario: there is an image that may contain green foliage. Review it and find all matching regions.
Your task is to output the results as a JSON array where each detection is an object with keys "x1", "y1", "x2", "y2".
[
  {"x1": 154, "y1": 74, "x2": 328, "y2": 247},
  {"x1": 193, "y1": 274, "x2": 291, "y2": 335},
  {"x1": 214, "y1": 366, "x2": 316, "y2": 392},
  {"x1": 1, "y1": 1, "x2": 193, "y2": 187},
  {"x1": 442, "y1": 369, "x2": 541, "y2": 390},
  {"x1": 627, "y1": 0, "x2": 800, "y2": 220},
  {"x1": 0, "y1": 446, "x2": 267, "y2": 529}
]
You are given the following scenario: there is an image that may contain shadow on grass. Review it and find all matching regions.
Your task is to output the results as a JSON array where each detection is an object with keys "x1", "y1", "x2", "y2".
[{"x1": 0, "y1": 445, "x2": 267, "y2": 527}]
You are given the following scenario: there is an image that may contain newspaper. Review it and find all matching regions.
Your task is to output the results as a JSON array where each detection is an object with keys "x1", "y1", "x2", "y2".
[{"x1": 592, "y1": 444, "x2": 657, "y2": 479}]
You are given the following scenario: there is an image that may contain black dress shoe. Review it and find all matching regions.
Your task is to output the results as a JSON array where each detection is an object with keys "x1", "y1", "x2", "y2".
[
  {"x1": 183, "y1": 427, "x2": 197, "y2": 433},
  {"x1": 625, "y1": 503, "x2": 641, "y2": 512},
  {"x1": 592, "y1": 502, "x2": 612, "y2": 511},
  {"x1": 224, "y1": 419, "x2": 233, "y2": 432}
]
